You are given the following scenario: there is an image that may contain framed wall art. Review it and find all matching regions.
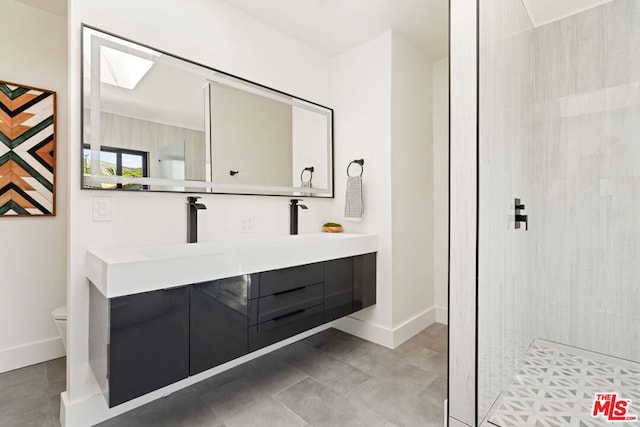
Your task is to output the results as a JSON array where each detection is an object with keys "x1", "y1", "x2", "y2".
[{"x1": 0, "y1": 80, "x2": 56, "y2": 216}]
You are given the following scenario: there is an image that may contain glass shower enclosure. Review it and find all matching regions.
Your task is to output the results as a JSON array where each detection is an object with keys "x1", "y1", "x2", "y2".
[{"x1": 477, "y1": 0, "x2": 640, "y2": 425}]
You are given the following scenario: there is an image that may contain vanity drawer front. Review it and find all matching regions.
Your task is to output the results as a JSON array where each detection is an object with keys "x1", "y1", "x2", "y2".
[
  {"x1": 259, "y1": 262, "x2": 323, "y2": 296},
  {"x1": 248, "y1": 304, "x2": 323, "y2": 351},
  {"x1": 258, "y1": 283, "x2": 323, "y2": 323}
]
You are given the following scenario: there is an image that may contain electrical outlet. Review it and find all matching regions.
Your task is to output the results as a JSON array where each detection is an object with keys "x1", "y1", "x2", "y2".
[
  {"x1": 240, "y1": 216, "x2": 255, "y2": 233},
  {"x1": 92, "y1": 197, "x2": 112, "y2": 222}
]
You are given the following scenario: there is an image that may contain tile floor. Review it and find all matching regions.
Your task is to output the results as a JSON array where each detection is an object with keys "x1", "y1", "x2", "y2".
[
  {"x1": 0, "y1": 356, "x2": 65, "y2": 427},
  {"x1": 0, "y1": 324, "x2": 447, "y2": 427},
  {"x1": 485, "y1": 339, "x2": 640, "y2": 427}
]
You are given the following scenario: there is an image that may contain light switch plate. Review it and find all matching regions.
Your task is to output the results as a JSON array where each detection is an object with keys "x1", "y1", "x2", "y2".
[{"x1": 93, "y1": 197, "x2": 112, "y2": 222}]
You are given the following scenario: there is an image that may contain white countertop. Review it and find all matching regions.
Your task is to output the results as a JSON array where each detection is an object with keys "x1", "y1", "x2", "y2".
[{"x1": 87, "y1": 233, "x2": 378, "y2": 298}]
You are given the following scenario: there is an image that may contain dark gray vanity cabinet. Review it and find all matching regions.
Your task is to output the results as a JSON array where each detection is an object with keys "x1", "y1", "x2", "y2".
[
  {"x1": 90, "y1": 252, "x2": 377, "y2": 408},
  {"x1": 249, "y1": 263, "x2": 325, "y2": 351},
  {"x1": 108, "y1": 286, "x2": 189, "y2": 407},
  {"x1": 189, "y1": 275, "x2": 257, "y2": 375},
  {"x1": 324, "y1": 257, "x2": 354, "y2": 322},
  {"x1": 354, "y1": 253, "x2": 377, "y2": 311}
]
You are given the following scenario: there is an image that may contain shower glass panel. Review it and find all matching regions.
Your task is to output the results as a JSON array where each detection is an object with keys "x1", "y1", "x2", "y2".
[{"x1": 478, "y1": 0, "x2": 640, "y2": 425}]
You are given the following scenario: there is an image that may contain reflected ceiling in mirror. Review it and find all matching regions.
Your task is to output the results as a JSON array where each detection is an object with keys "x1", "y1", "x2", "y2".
[{"x1": 81, "y1": 26, "x2": 334, "y2": 197}]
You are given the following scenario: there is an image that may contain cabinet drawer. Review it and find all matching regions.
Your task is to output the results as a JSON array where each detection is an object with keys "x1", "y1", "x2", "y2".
[
  {"x1": 258, "y1": 283, "x2": 323, "y2": 323},
  {"x1": 259, "y1": 263, "x2": 323, "y2": 296},
  {"x1": 249, "y1": 304, "x2": 323, "y2": 351}
]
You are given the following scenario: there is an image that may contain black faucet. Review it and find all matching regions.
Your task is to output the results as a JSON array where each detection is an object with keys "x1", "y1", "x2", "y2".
[
  {"x1": 289, "y1": 199, "x2": 308, "y2": 235},
  {"x1": 187, "y1": 196, "x2": 207, "y2": 243}
]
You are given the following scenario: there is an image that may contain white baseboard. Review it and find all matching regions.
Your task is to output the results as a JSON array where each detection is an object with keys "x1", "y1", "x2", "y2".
[
  {"x1": 333, "y1": 306, "x2": 439, "y2": 349},
  {"x1": 435, "y1": 306, "x2": 448, "y2": 324},
  {"x1": 332, "y1": 316, "x2": 395, "y2": 348},
  {"x1": 0, "y1": 337, "x2": 65, "y2": 373}
]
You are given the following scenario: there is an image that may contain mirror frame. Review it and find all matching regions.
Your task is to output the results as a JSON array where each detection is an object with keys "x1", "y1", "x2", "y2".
[{"x1": 80, "y1": 24, "x2": 334, "y2": 198}]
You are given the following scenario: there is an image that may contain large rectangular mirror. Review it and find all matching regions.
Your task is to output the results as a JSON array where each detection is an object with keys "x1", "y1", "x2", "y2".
[{"x1": 81, "y1": 26, "x2": 333, "y2": 197}]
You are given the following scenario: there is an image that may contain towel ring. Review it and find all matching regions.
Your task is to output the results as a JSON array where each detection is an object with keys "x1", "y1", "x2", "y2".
[
  {"x1": 347, "y1": 159, "x2": 364, "y2": 177},
  {"x1": 300, "y1": 166, "x2": 314, "y2": 182}
]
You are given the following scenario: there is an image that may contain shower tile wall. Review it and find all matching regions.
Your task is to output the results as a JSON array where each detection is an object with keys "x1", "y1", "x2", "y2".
[
  {"x1": 528, "y1": 0, "x2": 640, "y2": 363},
  {"x1": 478, "y1": 0, "x2": 640, "y2": 423},
  {"x1": 477, "y1": 0, "x2": 535, "y2": 420}
]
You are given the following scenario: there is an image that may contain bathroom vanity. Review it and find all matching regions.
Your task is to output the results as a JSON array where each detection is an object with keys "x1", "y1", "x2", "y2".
[{"x1": 87, "y1": 233, "x2": 377, "y2": 407}]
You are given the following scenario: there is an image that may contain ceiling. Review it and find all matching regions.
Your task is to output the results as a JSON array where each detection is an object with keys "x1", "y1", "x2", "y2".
[
  {"x1": 13, "y1": 0, "x2": 615, "y2": 60},
  {"x1": 221, "y1": 0, "x2": 448, "y2": 59}
]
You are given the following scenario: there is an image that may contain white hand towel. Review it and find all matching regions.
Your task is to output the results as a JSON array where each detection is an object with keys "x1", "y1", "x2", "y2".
[
  {"x1": 344, "y1": 176, "x2": 363, "y2": 218},
  {"x1": 301, "y1": 179, "x2": 312, "y2": 196}
]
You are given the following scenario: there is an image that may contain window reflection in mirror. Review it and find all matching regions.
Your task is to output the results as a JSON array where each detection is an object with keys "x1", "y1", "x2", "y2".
[{"x1": 82, "y1": 26, "x2": 333, "y2": 197}]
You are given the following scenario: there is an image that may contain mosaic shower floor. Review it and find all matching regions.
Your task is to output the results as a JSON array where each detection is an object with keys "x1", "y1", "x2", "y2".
[{"x1": 485, "y1": 339, "x2": 640, "y2": 427}]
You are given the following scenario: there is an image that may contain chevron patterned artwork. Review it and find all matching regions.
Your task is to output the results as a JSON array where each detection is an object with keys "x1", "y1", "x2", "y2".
[{"x1": 0, "y1": 81, "x2": 56, "y2": 216}]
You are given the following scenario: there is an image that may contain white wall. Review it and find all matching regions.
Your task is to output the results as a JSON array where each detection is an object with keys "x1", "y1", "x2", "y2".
[
  {"x1": 330, "y1": 32, "x2": 394, "y2": 339},
  {"x1": 66, "y1": 0, "x2": 333, "y2": 424},
  {"x1": 390, "y1": 34, "x2": 434, "y2": 335},
  {"x1": 331, "y1": 31, "x2": 437, "y2": 348},
  {"x1": 432, "y1": 58, "x2": 449, "y2": 324},
  {"x1": 0, "y1": 0, "x2": 67, "y2": 373}
]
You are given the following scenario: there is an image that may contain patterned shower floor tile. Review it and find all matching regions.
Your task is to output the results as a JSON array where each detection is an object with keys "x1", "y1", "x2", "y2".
[{"x1": 485, "y1": 339, "x2": 640, "y2": 426}]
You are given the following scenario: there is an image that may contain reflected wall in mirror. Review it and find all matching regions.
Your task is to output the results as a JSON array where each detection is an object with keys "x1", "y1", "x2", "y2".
[{"x1": 82, "y1": 26, "x2": 334, "y2": 197}]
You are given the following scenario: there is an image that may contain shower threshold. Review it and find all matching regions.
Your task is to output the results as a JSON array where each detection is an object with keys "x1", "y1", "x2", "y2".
[{"x1": 484, "y1": 339, "x2": 640, "y2": 426}]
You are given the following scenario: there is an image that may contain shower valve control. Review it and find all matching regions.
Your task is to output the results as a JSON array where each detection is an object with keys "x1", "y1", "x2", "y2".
[{"x1": 515, "y1": 198, "x2": 528, "y2": 231}]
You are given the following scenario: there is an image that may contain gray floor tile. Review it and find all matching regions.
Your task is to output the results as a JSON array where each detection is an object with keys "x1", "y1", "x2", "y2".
[
  {"x1": 222, "y1": 396, "x2": 307, "y2": 427},
  {"x1": 275, "y1": 377, "x2": 389, "y2": 427},
  {"x1": 300, "y1": 328, "x2": 368, "y2": 359},
  {"x1": 412, "y1": 325, "x2": 448, "y2": 354},
  {"x1": 50, "y1": 396, "x2": 61, "y2": 427},
  {"x1": 341, "y1": 345, "x2": 438, "y2": 395},
  {"x1": 420, "y1": 375, "x2": 448, "y2": 407},
  {"x1": 0, "y1": 325, "x2": 448, "y2": 427},
  {"x1": 198, "y1": 375, "x2": 304, "y2": 427},
  {"x1": 0, "y1": 363, "x2": 47, "y2": 389},
  {"x1": 346, "y1": 377, "x2": 444, "y2": 427},
  {"x1": 0, "y1": 378, "x2": 55, "y2": 427},
  {"x1": 97, "y1": 388, "x2": 223, "y2": 427},
  {"x1": 241, "y1": 353, "x2": 309, "y2": 396},
  {"x1": 198, "y1": 376, "x2": 266, "y2": 420},
  {"x1": 276, "y1": 343, "x2": 371, "y2": 395},
  {"x1": 395, "y1": 340, "x2": 442, "y2": 371},
  {"x1": 44, "y1": 358, "x2": 66, "y2": 384}
]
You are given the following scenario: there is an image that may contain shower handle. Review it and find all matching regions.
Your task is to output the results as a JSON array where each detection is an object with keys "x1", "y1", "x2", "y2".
[{"x1": 515, "y1": 198, "x2": 528, "y2": 231}]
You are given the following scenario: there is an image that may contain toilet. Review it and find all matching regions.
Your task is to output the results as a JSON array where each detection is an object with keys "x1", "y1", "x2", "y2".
[{"x1": 52, "y1": 305, "x2": 67, "y2": 352}]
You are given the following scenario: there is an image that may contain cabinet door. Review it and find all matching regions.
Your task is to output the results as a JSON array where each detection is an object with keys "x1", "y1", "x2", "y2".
[
  {"x1": 324, "y1": 257, "x2": 354, "y2": 321},
  {"x1": 109, "y1": 286, "x2": 189, "y2": 407},
  {"x1": 190, "y1": 276, "x2": 251, "y2": 375},
  {"x1": 353, "y1": 253, "x2": 377, "y2": 312}
]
